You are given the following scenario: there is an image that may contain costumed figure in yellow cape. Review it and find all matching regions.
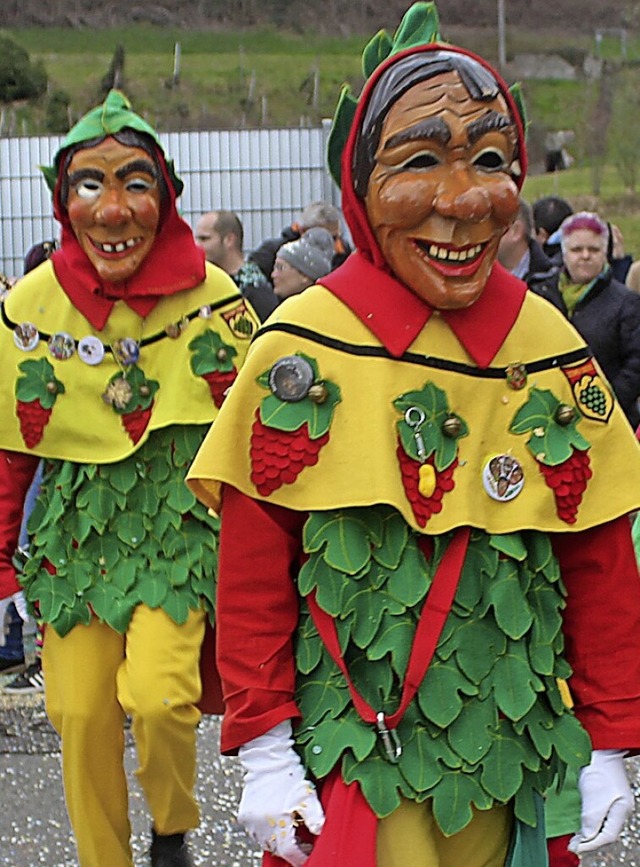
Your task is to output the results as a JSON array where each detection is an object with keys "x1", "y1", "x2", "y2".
[
  {"x1": 187, "y1": 5, "x2": 640, "y2": 867},
  {"x1": 0, "y1": 90, "x2": 259, "y2": 866}
]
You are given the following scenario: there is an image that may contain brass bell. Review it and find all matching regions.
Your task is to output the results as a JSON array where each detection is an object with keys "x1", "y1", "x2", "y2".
[
  {"x1": 442, "y1": 414, "x2": 462, "y2": 438},
  {"x1": 308, "y1": 383, "x2": 328, "y2": 404},
  {"x1": 555, "y1": 404, "x2": 576, "y2": 426},
  {"x1": 139, "y1": 384, "x2": 150, "y2": 397},
  {"x1": 216, "y1": 348, "x2": 228, "y2": 363},
  {"x1": 46, "y1": 380, "x2": 58, "y2": 394}
]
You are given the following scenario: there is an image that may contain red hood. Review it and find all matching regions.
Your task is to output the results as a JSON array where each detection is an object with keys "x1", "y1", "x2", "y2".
[{"x1": 50, "y1": 141, "x2": 205, "y2": 330}]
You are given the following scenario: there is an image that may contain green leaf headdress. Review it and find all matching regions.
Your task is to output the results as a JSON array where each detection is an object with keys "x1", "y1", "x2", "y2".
[
  {"x1": 327, "y1": 2, "x2": 527, "y2": 188},
  {"x1": 41, "y1": 89, "x2": 183, "y2": 196}
]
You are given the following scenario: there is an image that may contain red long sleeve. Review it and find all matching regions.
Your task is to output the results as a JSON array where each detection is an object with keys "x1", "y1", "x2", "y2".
[
  {"x1": 552, "y1": 515, "x2": 640, "y2": 750},
  {"x1": 216, "y1": 485, "x2": 306, "y2": 753},
  {"x1": 0, "y1": 448, "x2": 40, "y2": 598}
]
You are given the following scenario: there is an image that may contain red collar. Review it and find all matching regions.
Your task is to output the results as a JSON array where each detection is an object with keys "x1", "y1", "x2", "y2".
[{"x1": 321, "y1": 253, "x2": 527, "y2": 368}]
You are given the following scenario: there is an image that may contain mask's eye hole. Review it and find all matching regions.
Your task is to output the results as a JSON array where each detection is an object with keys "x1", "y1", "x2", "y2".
[
  {"x1": 74, "y1": 180, "x2": 103, "y2": 200},
  {"x1": 473, "y1": 148, "x2": 508, "y2": 172},
  {"x1": 402, "y1": 151, "x2": 440, "y2": 170},
  {"x1": 126, "y1": 177, "x2": 156, "y2": 194}
]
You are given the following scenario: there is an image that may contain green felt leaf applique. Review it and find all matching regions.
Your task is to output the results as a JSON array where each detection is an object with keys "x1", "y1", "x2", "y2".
[
  {"x1": 30, "y1": 571, "x2": 77, "y2": 624},
  {"x1": 528, "y1": 585, "x2": 564, "y2": 675},
  {"x1": 548, "y1": 712, "x2": 592, "y2": 768},
  {"x1": 76, "y1": 476, "x2": 124, "y2": 528},
  {"x1": 480, "y1": 722, "x2": 528, "y2": 801},
  {"x1": 446, "y1": 695, "x2": 497, "y2": 765},
  {"x1": 342, "y1": 584, "x2": 405, "y2": 646},
  {"x1": 431, "y1": 770, "x2": 491, "y2": 836},
  {"x1": 107, "y1": 459, "x2": 139, "y2": 495},
  {"x1": 394, "y1": 381, "x2": 468, "y2": 470},
  {"x1": 257, "y1": 353, "x2": 341, "y2": 439},
  {"x1": 110, "y1": 556, "x2": 139, "y2": 594},
  {"x1": 296, "y1": 615, "x2": 323, "y2": 675},
  {"x1": 51, "y1": 599, "x2": 92, "y2": 637},
  {"x1": 361, "y1": 28, "x2": 394, "y2": 79},
  {"x1": 386, "y1": 538, "x2": 429, "y2": 607},
  {"x1": 303, "y1": 715, "x2": 376, "y2": 778},
  {"x1": 486, "y1": 559, "x2": 533, "y2": 640},
  {"x1": 304, "y1": 510, "x2": 375, "y2": 576},
  {"x1": 137, "y1": 573, "x2": 169, "y2": 609},
  {"x1": 16, "y1": 357, "x2": 65, "y2": 408},
  {"x1": 112, "y1": 510, "x2": 147, "y2": 549},
  {"x1": 372, "y1": 509, "x2": 410, "y2": 570},
  {"x1": 367, "y1": 608, "x2": 416, "y2": 678},
  {"x1": 84, "y1": 583, "x2": 130, "y2": 631},
  {"x1": 518, "y1": 702, "x2": 555, "y2": 760},
  {"x1": 188, "y1": 329, "x2": 238, "y2": 375},
  {"x1": 297, "y1": 669, "x2": 350, "y2": 727},
  {"x1": 509, "y1": 387, "x2": 590, "y2": 465},
  {"x1": 418, "y1": 659, "x2": 478, "y2": 728},
  {"x1": 452, "y1": 618, "x2": 507, "y2": 683},
  {"x1": 161, "y1": 473, "x2": 197, "y2": 513},
  {"x1": 342, "y1": 750, "x2": 404, "y2": 818},
  {"x1": 163, "y1": 585, "x2": 199, "y2": 624},
  {"x1": 397, "y1": 726, "x2": 442, "y2": 794},
  {"x1": 66, "y1": 561, "x2": 94, "y2": 595},
  {"x1": 490, "y1": 532, "x2": 528, "y2": 562},
  {"x1": 491, "y1": 642, "x2": 542, "y2": 720}
]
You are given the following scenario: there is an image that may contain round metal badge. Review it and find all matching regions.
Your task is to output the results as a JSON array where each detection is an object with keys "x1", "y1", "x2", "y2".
[
  {"x1": 48, "y1": 331, "x2": 76, "y2": 361},
  {"x1": 13, "y1": 322, "x2": 40, "y2": 351},
  {"x1": 78, "y1": 335, "x2": 106, "y2": 366},
  {"x1": 483, "y1": 454, "x2": 525, "y2": 502},
  {"x1": 268, "y1": 356, "x2": 315, "y2": 402},
  {"x1": 112, "y1": 337, "x2": 140, "y2": 366}
]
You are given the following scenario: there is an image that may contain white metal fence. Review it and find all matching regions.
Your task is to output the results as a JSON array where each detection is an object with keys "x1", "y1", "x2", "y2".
[{"x1": 0, "y1": 121, "x2": 340, "y2": 279}]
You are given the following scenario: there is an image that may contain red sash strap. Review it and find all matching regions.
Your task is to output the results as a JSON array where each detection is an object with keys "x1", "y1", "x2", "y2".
[{"x1": 306, "y1": 527, "x2": 471, "y2": 761}]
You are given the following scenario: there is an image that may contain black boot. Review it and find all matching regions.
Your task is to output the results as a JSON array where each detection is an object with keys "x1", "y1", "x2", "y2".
[{"x1": 149, "y1": 830, "x2": 193, "y2": 867}]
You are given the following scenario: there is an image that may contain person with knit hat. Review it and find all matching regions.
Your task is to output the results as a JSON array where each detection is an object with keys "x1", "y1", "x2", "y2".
[
  {"x1": 187, "y1": 4, "x2": 640, "y2": 866},
  {"x1": 271, "y1": 227, "x2": 334, "y2": 302},
  {"x1": 0, "y1": 89, "x2": 259, "y2": 867}
]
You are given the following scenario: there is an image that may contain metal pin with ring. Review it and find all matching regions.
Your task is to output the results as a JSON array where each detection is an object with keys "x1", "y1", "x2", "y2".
[
  {"x1": 404, "y1": 406, "x2": 427, "y2": 463},
  {"x1": 376, "y1": 712, "x2": 402, "y2": 763}
]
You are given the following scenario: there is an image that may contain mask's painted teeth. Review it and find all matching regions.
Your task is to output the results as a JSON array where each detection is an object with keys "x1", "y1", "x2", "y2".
[
  {"x1": 424, "y1": 242, "x2": 484, "y2": 263},
  {"x1": 95, "y1": 237, "x2": 141, "y2": 254}
]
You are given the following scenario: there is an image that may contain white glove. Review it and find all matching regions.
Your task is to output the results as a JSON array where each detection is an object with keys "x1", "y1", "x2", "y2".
[
  {"x1": 0, "y1": 591, "x2": 29, "y2": 646},
  {"x1": 568, "y1": 749, "x2": 634, "y2": 854},
  {"x1": 238, "y1": 720, "x2": 325, "y2": 866}
]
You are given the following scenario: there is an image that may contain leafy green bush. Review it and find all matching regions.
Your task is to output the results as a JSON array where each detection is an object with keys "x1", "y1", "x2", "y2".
[
  {"x1": 0, "y1": 36, "x2": 47, "y2": 102},
  {"x1": 45, "y1": 89, "x2": 72, "y2": 134}
]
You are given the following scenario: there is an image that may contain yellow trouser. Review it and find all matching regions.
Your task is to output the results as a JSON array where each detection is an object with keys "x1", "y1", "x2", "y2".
[
  {"x1": 43, "y1": 604, "x2": 206, "y2": 867},
  {"x1": 378, "y1": 797, "x2": 513, "y2": 867}
]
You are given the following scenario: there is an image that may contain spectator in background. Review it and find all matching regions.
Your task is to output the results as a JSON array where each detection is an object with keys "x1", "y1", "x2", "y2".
[
  {"x1": 498, "y1": 198, "x2": 558, "y2": 294},
  {"x1": 531, "y1": 211, "x2": 640, "y2": 429},
  {"x1": 195, "y1": 210, "x2": 278, "y2": 322},
  {"x1": 249, "y1": 200, "x2": 351, "y2": 283},
  {"x1": 271, "y1": 227, "x2": 334, "y2": 302},
  {"x1": 532, "y1": 195, "x2": 574, "y2": 263},
  {"x1": 533, "y1": 196, "x2": 632, "y2": 282}
]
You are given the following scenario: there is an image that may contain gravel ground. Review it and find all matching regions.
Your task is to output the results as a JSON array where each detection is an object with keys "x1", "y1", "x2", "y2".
[{"x1": 2, "y1": 674, "x2": 640, "y2": 866}]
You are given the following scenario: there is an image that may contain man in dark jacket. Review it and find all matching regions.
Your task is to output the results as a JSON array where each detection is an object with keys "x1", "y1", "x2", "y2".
[
  {"x1": 532, "y1": 211, "x2": 640, "y2": 429},
  {"x1": 498, "y1": 198, "x2": 558, "y2": 295}
]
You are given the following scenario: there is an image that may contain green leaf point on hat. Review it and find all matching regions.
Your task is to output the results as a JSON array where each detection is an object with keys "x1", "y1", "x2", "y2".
[
  {"x1": 328, "y1": 2, "x2": 441, "y2": 187},
  {"x1": 41, "y1": 89, "x2": 183, "y2": 196}
]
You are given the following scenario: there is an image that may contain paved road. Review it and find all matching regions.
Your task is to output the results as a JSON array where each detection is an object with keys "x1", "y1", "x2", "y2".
[{"x1": 1, "y1": 681, "x2": 639, "y2": 866}]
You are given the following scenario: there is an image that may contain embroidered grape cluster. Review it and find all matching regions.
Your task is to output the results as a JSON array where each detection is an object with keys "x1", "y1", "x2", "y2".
[{"x1": 579, "y1": 384, "x2": 607, "y2": 416}]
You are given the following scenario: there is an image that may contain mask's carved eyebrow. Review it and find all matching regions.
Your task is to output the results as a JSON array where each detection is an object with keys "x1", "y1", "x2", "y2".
[
  {"x1": 115, "y1": 159, "x2": 157, "y2": 181},
  {"x1": 67, "y1": 168, "x2": 104, "y2": 186},
  {"x1": 384, "y1": 116, "x2": 451, "y2": 150},
  {"x1": 467, "y1": 111, "x2": 513, "y2": 145}
]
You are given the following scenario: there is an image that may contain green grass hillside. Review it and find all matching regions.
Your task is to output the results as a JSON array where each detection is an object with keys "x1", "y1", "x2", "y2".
[{"x1": 3, "y1": 24, "x2": 640, "y2": 258}]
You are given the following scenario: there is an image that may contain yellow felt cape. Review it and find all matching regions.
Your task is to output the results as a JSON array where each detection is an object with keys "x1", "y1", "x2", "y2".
[
  {"x1": 0, "y1": 261, "x2": 260, "y2": 464},
  {"x1": 187, "y1": 282, "x2": 640, "y2": 535}
]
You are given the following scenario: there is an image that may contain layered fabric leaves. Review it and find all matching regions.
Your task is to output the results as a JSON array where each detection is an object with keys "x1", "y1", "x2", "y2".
[
  {"x1": 294, "y1": 505, "x2": 591, "y2": 835},
  {"x1": 21, "y1": 424, "x2": 218, "y2": 636}
]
